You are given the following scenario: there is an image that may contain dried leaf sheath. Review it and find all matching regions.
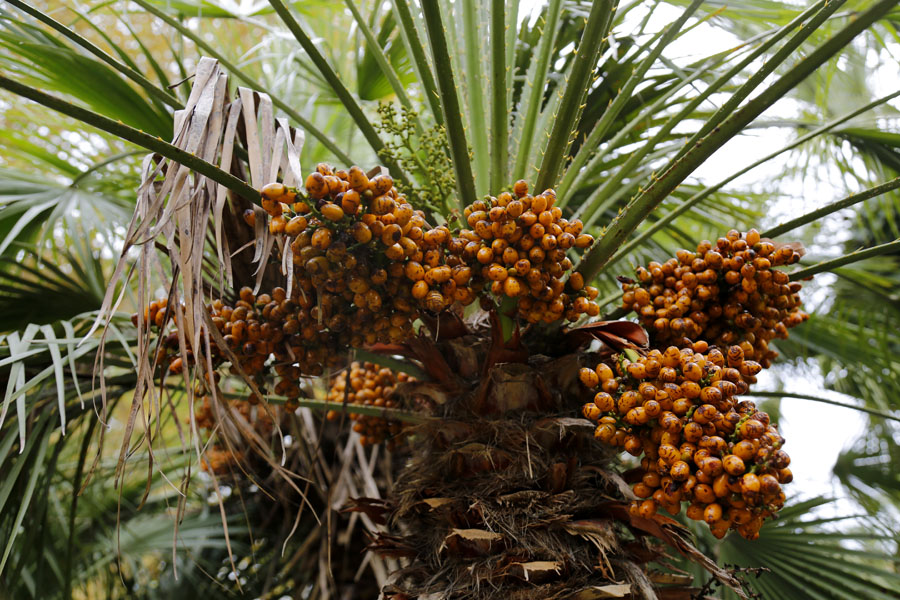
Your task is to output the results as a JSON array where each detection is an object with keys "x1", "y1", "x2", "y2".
[{"x1": 87, "y1": 58, "x2": 309, "y2": 490}]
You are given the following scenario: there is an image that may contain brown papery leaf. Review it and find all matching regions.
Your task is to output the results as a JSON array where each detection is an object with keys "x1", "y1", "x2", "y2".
[
  {"x1": 572, "y1": 584, "x2": 632, "y2": 599},
  {"x1": 599, "y1": 502, "x2": 748, "y2": 599},
  {"x1": 341, "y1": 497, "x2": 392, "y2": 525},
  {"x1": 505, "y1": 561, "x2": 563, "y2": 583},
  {"x1": 565, "y1": 320, "x2": 649, "y2": 350}
]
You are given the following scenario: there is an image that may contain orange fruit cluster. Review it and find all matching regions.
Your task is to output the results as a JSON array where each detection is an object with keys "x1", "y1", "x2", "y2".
[
  {"x1": 325, "y1": 361, "x2": 412, "y2": 448},
  {"x1": 622, "y1": 229, "x2": 808, "y2": 368},
  {"x1": 449, "y1": 182, "x2": 601, "y2": 322},
  {"x1": 137, "y1": 168, "x2": 610, "y2": 390},
  {"x1": 260, "y1": 164, "x2": 463, "y2": 348},
  {"x1": 199, "y1": 445, "x2": 244, "y2": 475},
  {"x1": 580, "y1": 344, "x2": 791, "y2": 539},
  {"x1": 207, "y1": 285, "x2": 343, "y2": 389}
]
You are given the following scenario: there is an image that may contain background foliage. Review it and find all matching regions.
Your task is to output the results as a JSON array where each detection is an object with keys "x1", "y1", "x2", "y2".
[{"x1": 0, "y1": 0, "x2": 899, "y2": 598}]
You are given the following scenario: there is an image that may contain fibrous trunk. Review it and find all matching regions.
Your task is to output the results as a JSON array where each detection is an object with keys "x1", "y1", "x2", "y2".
[{"x1": 364, "y1": 329, "x2": 724, "y2": 600}]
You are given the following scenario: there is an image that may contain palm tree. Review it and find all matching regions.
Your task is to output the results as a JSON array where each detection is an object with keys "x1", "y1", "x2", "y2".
[{"x1": 1, "y1": 0, "x2": 900, "y2": 598}]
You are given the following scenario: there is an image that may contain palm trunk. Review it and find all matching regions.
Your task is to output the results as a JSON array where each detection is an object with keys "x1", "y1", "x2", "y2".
[{"x1": 361, "y1": 322, "x2": 741, "y2": 600}]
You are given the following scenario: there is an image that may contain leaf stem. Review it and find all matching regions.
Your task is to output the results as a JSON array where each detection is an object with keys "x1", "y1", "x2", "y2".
[
  {"x1": 6, "y1": 0, "x2": 182, "y2": 109},
  {"x1": 392, "y1": 0, "x2": 443, "y2": 125},
  {"x1": 559, "y1": 0, "x2": 703, "y2": 200},
  {"x1": 745, "y1": 391, "x2": 900, "y2": 423},
  {"x1": 0, "y1": 74, "x2": 259, "y2": 201},
  {"x1": 576, "y1": 0, "x2": 896, "y2": 281},
  {"x1": 788, "y1": 239, "x2": 900, "y2": 281},
  {"x1": 267, "y1": 0, "x2": 407, "y2": 179},
  {"x1": 131, "y1": 0, "x2": 352, "y2": 165},
  {"x1": 421, "y1": 0, "x2": 477, "y2": 212},
  {"x1": 489, "y1": 0, "x2": 509, "y2": 194},
  {"x1": 534, "y1": 0, "x2": 615, "y2": 192},
  {"x1": 461, "y1": 0, "x2": 489, "y2": 196},
  {"x1": 763, "y1": 177, "x2": 900, "y2": 239},
  {"x1": 606, "y1": 90, "x2": 900, "y2": 267},
  {"x1": 511, "y1": 0, "x2": 562, "y2": 182}
]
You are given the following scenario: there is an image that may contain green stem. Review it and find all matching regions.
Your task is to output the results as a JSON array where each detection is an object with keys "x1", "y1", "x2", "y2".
[
  {"x1": 511, "y1": 0, "x2": 562, "y2": 182},
  {"x1": 421, "y1": 0, "x2": 477, "y2": 212},
  {"x1": 534, "y1": 0, "x2": 616, "y2": 192},
  {"x1": 576, "y1": 0, "x2": 896, "y2": 281},
  {"x1": 6, "y1": 0, "x2": 182, "y2": 109},
  {"x1": 392, "y1": 0, "x2": 443, "y2": 126},
  {"x1": 131, "y1": 0, "x2": 352, "y2": 165},
  {"x1": 606, "y1": 90, "x2": 900, "y2": 266},
  {"x1": 462, "y1": 0, "x2": 489, "y2": 196},
  {"x1": 559, "y1": 0, "x2": 703, "y2": 200},
  {"x1": 762, "y1": 176, "x2": 900, "y2": 239},
  {"x1": 0, "y1": 75, "x2": 259, "y2": 201},
  {"x1": 745, "y1": 391, "x2": 900, "y2": 423},
  {"x1": 221, "y1": 392, "x2": 428, "y2": 424},
  {"x1": 788, "y1": 239, "x2": 900, "y2": 281},
  {"x1": 267, "y1": 0, "x2": 407, "y2": 179},
  {"x1": 489, "y1": 0, "x2": 509, "y2": 194},
  {"x1": 498, "y1": 296, "x2": 518, "y2": 343}
]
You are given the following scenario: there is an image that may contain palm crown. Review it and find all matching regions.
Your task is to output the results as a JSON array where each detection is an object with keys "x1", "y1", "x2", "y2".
[{"x1": 0, "y1": 1, "x2": 899, "y2": 598}]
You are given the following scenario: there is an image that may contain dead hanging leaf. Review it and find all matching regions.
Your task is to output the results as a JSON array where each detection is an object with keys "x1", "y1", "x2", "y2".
[
  {"x1": 506, "y1": 561, "x2": 563, "y2": 583},
  {"x1": 564, "y1": 320, "x2": 649, "y2": 350},
  {"x1": 85, "y1": 57, "x2": 321, "y2": 585}
]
